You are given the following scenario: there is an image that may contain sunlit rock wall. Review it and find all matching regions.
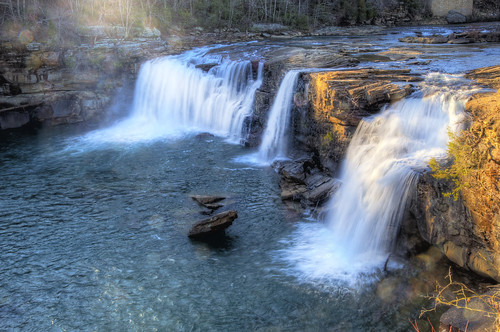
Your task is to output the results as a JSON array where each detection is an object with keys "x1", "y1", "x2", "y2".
[{"x1": 291, "y1": 69, "x2": 419, "y2": 174}]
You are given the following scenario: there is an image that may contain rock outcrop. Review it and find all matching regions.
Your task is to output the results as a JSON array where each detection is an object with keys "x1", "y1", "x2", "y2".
[
  {"x1": 272, "y1": 68, "x2": 421, "y2": 209},
  {"x1": 188, "y1": 210, "x2": 238, "y2": 239},
  {"x1": 0, "y1": 29, "x2": 168, "y2": 130},
  {"x1": 411, "y1": 172, "x2": 500, "y2": 282},
  {"x1": 292, "y1": 68, "x2": 419, "y2": 174},
  {"x1": 244, "y1": 47, "x2": 358, "y2": 147}
]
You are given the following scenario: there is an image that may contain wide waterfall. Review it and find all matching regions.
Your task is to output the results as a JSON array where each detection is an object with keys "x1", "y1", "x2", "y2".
[
  {"x1": 257, "y1": 70, "x2": 300, "y2": 163},
  {"x1": 87, "y1": 48, "x2": 263, "y2": 143},
  {"x1": 279, "y1": 75, "x2": 473, "y2": 282}
]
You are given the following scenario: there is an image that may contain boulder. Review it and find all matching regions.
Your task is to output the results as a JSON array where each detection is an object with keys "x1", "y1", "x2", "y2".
[
  {"x1": 446, "y1": 10, "x2": 467, "y2": 24},
  {"x1": 188, "y1": 210, "x2": 238, "y2": 239}
]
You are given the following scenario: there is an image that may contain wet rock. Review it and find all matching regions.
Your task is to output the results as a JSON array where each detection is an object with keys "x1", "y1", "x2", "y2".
[
  {"x1": 377, "y1": 48, "x2": 421, "y2": 61},
  {"x1": 448, "y1": 38, "x2": 472, "y2": 44},
  {"x1": 263, "y1": 47, "x2": 359, "y2": 70},
  {"x1": 446, "y1": 10, "x2": 467, "y2": 24},
  {"x1": 188, "y1": 210, "x2": 238, "y2": 239},
  {"x1": 399, "y1": 35, "x2": 448, "y2": 44},
  {"x1": 0, "y1": 109, "x2": 30, "y2": 129},
  {"x1": 195, "y1": 63, "x2": 218, "y2": 72},
  {"x1": 408, "y1": 60, "x2": 431, "y2": 66},
  {"x1": 439, "y1": 287, "x2": 500, "y2": 332},
  {"x1": 466, "y1": 65, "x2": 500, "y2": 89},
  {"x1": 410, "y1": 172, "x2": 500, "y2": 282},
  {"x1": 399, "y1": 31, "x2": 500, "y2": 45},
  {"x1": 304, "y1": 175, "x2": 340, "y2": 205},
  {"x1": 274, "y1": 159, "x2": 340, "y2": 208}
]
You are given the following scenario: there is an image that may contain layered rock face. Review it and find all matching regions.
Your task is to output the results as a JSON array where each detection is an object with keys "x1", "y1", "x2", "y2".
[
  {"x1": 0, "y1": 29, "x2": 167, "y2": 130},
  {"x1": 271, "y1": 68, "x2": 420, "y2": 209},
  {"x1": 410, "y1": 65, "x2": 500, "y2": 282},
  {"x1": 245, "y1": 47, "x2": 359, "y2": 147},
  {"x1": 292, "y1": 68, "x2": 419, "y2": 174}
]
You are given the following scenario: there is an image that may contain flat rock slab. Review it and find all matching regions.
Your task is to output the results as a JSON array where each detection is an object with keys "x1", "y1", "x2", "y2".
[
  {"x1": 191, "y1": 195, "x2": 226, "y2": 206},
  {"x1": 188, "y1": 210, "x2": 238, "y2": 239}
]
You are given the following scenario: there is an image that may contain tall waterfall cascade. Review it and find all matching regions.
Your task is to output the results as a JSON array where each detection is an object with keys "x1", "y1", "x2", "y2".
[
  {"x1": 87, "y1": 48, "x2": 263, "y2": 143},
  {"x1": 257, "y1": 70, "x2": 300, "y2": 163},
  {"x1": 279, "y1": 74, "x2": 477, "y2": 282}
]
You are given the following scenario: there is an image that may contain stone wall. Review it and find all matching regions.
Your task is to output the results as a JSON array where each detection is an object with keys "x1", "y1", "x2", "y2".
[{"x1": 429, "y1": 0, "x2": 473, "y2": 16}]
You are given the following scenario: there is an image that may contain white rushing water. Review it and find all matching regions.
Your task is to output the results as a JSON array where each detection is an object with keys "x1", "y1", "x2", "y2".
[
  {"x1": 257, "y1": 70, "x2": 300, "y2": 162},
  {"x1": 86, "y1": 48, "x2": 263, "y2": 143},
  {"x1": 238, "y1": 70, "x2": 300, "y2": 165},
  {"x1": 279, "y1": 75, "x2": 476, "y2": 284}
]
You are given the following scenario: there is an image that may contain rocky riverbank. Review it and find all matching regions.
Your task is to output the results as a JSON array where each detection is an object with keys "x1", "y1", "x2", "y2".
[{"x1": 0, "y1": 27, "x2": 171, "y2": 130}]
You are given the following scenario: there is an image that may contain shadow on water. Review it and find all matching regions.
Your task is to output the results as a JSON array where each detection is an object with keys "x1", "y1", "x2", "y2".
[{"x1": 189, "y1": 232, "x2": 235, "y2": 250}]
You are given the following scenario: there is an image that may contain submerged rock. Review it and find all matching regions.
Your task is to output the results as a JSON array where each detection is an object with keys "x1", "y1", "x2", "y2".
[
  {"x1": 439, "y1": 287, "x2": 500, "y2": 331},
  {"x1": 188, "y1": 210, "x2": 238, "y2": 239},
  {"x1": 191, "y1": 195, "x2": 226, "y2": 206}
]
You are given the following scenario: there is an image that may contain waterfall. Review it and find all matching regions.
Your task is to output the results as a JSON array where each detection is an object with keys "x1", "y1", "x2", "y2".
[
  {"x1": 86, "y1": 48, "x2": 263, "y2": 143},
  {"x1": 326, "y1": 79, "x2": 471, "y2": 265},
  {"x1": 257, "y1": 70, "x2": 300, "y2": 163},
  {"x1": 279, "y1": 75, "x2": 474, "y2": 282}
]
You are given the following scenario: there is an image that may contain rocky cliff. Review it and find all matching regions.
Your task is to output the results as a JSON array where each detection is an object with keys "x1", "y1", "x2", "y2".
[
  {"x1": 268, "y1": 68, "x2": 420, "y2": 210},
  {"x1": 0, "y1": 27, "x2": 167, "y2": 130}
]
